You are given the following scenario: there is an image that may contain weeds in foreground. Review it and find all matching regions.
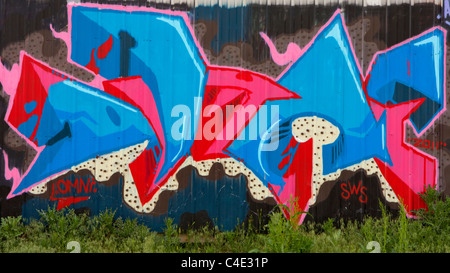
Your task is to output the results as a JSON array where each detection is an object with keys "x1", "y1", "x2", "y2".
[{"x1": 0, "y1": 187, "x2": 448, "y2": 253}]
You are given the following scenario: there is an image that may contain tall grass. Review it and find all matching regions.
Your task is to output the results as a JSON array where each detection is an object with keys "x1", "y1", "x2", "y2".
[{"x1": 0, "y1": 187, "x2": 448, "y2": 253}]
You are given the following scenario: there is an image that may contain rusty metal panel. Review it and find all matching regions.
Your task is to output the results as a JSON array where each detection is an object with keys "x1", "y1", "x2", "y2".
[{"x1": 0, "y1": 0, "x2": 447, "y2": 231}]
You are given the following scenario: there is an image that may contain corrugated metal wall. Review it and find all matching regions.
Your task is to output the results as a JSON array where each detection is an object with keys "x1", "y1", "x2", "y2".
[{"x1": 0, "y1": 0, "x2": 447, "y2": 231}]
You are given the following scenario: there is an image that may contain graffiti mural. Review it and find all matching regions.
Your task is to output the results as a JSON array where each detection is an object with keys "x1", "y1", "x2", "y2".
[{"x1": 0, "y1": 0, "x2": 448, "y2": 231}]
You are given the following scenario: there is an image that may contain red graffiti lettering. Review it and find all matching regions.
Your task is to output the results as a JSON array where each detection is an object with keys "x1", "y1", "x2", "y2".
[
  {"x1": 340, "y1": 180, "x2": 367, "y2": 203},
  {"x1": 50, "y1": 177, "x2": 97, "y2": 210},
  {"x1": 407, "y1": 138, "x2": 447, "y2": 150}
]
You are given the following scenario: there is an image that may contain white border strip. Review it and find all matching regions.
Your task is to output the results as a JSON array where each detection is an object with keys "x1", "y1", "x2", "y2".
[{"x1": 68, "y1": 0, "x2": 443, "y2": 7}]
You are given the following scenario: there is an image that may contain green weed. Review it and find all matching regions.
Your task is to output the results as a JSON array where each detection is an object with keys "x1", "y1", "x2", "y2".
[
  {"x1": 0, "y1": 216, "x2": 24, "y2": 240},
  {"x1": 0, "y1": 186, "x2": 448, "y2": 253}
]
